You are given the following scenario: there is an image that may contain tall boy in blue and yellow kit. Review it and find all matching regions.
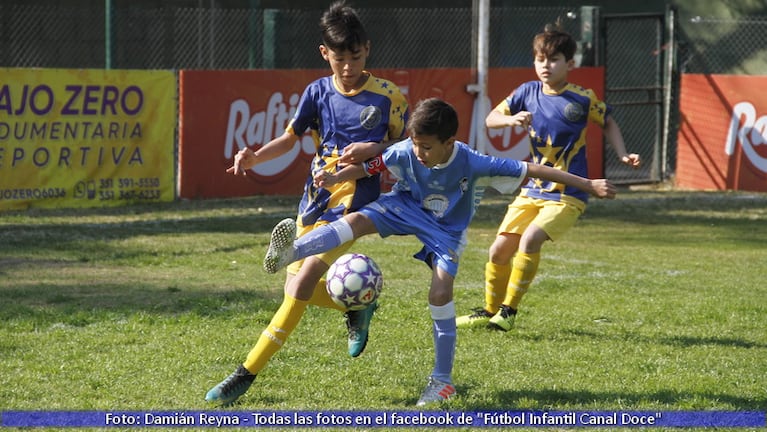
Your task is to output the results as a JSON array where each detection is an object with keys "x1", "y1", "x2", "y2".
[{"x1": 205, "y1": 1, "x2": 408, "y2": 406}]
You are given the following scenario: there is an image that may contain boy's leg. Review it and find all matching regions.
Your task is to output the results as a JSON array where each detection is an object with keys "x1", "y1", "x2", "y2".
[
  {"x1": 430, "y1": 302, "x2": 456, "y2": 381},
  {"x1": 284, "y1": 216, "x2": 379, "y2": 357},
  {"x1": 205, "y1": 293, "x2": 308, "y2": 405},
  {"x1": 456, "y1": 260, "x2": 509, "y2": 328},
  {"x1": 289, "y1": 223, "x2": 349, "y2": 312},
  {"x1": 264, "y1": 216, "x2": 368, "y2": 274},
  {"x1": 304, "y1": 274, "x2": 378, "y2": 357},
  {"x1": 457, "y1": 198, "x2": 529, "y2": 329},
  {"x1": 307, "y1": 277, "x2": 345, "y2": 311},
  {"x1": 417, "y1": 313, "x2": 457, "y2": 406},
  {"x1": 490, "y1": 201, "x2": 582, "y2": 332},
  {"x1": 488, "y1": 251, "x2": 540, "y2": 331},
  {"x1": 243, "y1": 294, "x2": 308, "y2": 372},
  {"x1": 418, "y1": 268, "x2": 457, "y2": 406},
  {"x1": 484, "y1": 261, "x2": 511, "y2": 314},
  {"x1": 504, "y1": 251, "x2": 541, "y2": 310}
]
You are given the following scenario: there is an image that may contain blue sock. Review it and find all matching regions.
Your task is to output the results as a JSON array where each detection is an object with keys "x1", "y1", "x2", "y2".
[
  {"x1": 293, "y1": 219, "x2": 354, "y2": 261},
  {"x1": 429, "y1": 302, "x2": 456, "y2": 384}
]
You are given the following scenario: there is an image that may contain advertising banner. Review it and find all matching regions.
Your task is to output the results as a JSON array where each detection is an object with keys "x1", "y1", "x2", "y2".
[
  {"x1": 178, "y1": 68, "x2": 604, "y2": 199},
  {"x1": 677, "y1": 74, "x2": 767, "y2": 191},
  {"x1": 0, "y1": 69, "x2": 176, "y2": 210}
]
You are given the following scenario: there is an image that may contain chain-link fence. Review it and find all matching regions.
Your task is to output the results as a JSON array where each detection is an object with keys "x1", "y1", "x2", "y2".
[
  {"x1": 603, "y1": 13, "x2": 666, "y2": 184},
  {"x1": 1, "y1": 0, "x2": 665, "y2": 185},
  {"x1": 679, "y1": 15, "x2": 767, "y2": 75},
  {"x1": 0, "y1": 2, "x2": 581, "y2": 70},
  {"x1": 668, "y1": 14, "x2": 767, "y2": 181}
]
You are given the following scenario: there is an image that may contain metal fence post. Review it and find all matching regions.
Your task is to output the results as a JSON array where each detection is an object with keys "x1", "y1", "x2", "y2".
[
  {"x1": 105, "y1": 0, "x2": 114, "y2": 69},
  {"x1": 248, "y1": 0, "x2": 260, "y2": 69},
  {"x1": 263, "y1": 9, "x2": 277, "y2": 69},
  {"x1": 661, "y1": 6, "x2": 676, "y2": 181}
]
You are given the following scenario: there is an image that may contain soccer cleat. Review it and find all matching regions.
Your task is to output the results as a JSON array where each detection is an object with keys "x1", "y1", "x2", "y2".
[
  {"x1": 205, "y1": 365, "x2": 257, "y2": 406},
  {"x1": 263, "y1": 218, "x2": 297, "y2": 274},
  {"x1": 416, "y1": 376, "x2": 456, "y2": 406},
  {"x1": 345, "y1": 300, "x2": 378, "y2": 357},
  {"x1": 488, "y1": 304, "x2": 517, "y2": 332},
  {"x1": 456, "y1": 307, "x2": 494, "y2": 328}
]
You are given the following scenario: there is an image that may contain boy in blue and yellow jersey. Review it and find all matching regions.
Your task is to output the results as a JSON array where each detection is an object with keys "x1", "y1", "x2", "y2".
[
  {"x1": 205, "y1": 1, "x2": 408, "y2": 406},
  {"x1": 261, "y1": 98, "x2": 617, "y2": 405},
  {"x1": 456, "y1": 24, "x2": 641, "y2": 331}
]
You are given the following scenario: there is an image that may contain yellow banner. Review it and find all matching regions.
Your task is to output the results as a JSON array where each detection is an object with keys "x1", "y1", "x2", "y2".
[{"x1": 0, "y1": 69, "x2": 175, "y2": 210}]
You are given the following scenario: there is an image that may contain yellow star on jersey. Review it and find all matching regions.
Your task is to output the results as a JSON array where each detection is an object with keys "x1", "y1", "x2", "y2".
[{"x1": 537, "y1": 134, "x2": 563, "y2": 167}]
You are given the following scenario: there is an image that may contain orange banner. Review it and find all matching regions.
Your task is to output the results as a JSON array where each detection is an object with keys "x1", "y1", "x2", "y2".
[
  {"x1": 677, "y1": 74, "x2": 767, "y2": 191},
  {"x1": 0, "y1": 69, "x2": 176, "y2": 210},
  {"x1": 178, "y1": 68, "x2": 605, "y2": 199}
]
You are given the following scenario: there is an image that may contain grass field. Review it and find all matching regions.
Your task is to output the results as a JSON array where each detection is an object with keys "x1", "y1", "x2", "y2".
[{"x1": 1, "y1": 189, "x2": 765, "y2": 431}]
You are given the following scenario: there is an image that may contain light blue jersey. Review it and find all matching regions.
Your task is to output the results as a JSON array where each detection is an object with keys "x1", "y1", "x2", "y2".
[{"x1": 360, "y1": 139, "x2": 527, "y2": 276}]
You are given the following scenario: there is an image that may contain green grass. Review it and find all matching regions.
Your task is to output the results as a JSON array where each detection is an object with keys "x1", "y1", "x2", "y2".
[{"x1": 1, "y1": 190, "x2": 765, "y2": 431}]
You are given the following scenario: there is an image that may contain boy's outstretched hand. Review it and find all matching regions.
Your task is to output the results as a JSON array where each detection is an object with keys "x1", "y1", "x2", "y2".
[
  {"x1": 590, "y1": 179, "x2": 617, "y2": 199},
  {"x1": 226, "y1": 148, "x2": 257, "y2": 176}
]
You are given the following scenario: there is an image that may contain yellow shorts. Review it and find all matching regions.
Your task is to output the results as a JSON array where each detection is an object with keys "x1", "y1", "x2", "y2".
[
  {"x1": 496, "y1": 195, "x2": 585, "y2": 242},
  {"x1": 286, "y1": 221, "x2": 355, "y2": 275}
]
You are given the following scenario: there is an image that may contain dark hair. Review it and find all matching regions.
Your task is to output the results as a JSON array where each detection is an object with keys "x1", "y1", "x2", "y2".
[
  {"x1": 407, "y1": 98, "x2": 459, "y2": 142},
  {"x1": 532, "y1": 22, "x2": 577, "y2": 60},
  {"x1": 320, "y1": 1, "x2": 368, "y2": 53}
]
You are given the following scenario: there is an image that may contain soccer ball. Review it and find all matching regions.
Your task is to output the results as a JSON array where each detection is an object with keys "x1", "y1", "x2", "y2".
[{"x1": 326, "y1": 253, "x2": 383, "y2": 311}]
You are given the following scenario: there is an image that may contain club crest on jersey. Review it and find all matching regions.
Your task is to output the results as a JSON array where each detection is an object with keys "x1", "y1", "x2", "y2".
[
  {"x1": 563, "y1": 102, "x2": 585, "y2": 122},
  {"x1": 423, "y1": 194, "x2": 449, "y2": 218},
  {"x1": 360, "y1": 106, "x2": 383, "y2": 130}
]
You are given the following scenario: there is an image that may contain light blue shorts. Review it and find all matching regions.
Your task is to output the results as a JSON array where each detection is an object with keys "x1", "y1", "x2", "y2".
[{"x1": 359, "y1": 192, "x2": 467, "y2": 277}]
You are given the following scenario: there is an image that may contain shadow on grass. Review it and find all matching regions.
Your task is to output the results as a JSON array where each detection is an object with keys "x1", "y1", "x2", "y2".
[
  {"x1": 0, "y1": 196, "x2": 300, "y2": 256},
  {"x1": 473, "y1": 191, "x2": 767, "y2": 245},
  {"x1": 560, "y1": 328, "x2": 767, "y2": 350},
  {"x1": 1, "y1": 195, "x2": 299, "y2": 219},
  {"x1": 466, "y1": 387, "x2": 767, "y2": 410},
  {"x1": 0, "y1": 278, "x2": 283, "y2": 327},
  {"x1": 0, "y1": 198, "x2": 302, "y2": 333},
  {"x1": 659, "y1": 334, "x2": 766, "y2": 349}
]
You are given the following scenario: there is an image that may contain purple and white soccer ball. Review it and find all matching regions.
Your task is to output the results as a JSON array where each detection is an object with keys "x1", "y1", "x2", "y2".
[{"x1": 326, "y1": 253, "x2": 383, "y2": 311}]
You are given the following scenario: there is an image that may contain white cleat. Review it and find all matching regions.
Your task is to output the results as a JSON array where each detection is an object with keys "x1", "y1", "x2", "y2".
[{"x1": 263, "y1": 218, "x2": 297, "y2": 274}]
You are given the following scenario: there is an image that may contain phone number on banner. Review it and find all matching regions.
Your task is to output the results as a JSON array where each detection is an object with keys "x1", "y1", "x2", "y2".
[{"x1": 86, "y1": 177, "x2": 162, "y2": 201}]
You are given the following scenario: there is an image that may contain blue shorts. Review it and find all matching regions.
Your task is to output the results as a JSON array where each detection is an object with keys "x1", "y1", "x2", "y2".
[{"x1": 359, "y1": 192, "x2": 467, "y2": 277}]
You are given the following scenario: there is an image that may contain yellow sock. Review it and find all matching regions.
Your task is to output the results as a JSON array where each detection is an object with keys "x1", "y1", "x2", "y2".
[
  {"x1": 307, "y1": 278, "x2": 345, "y2": 311},
  {"x1": 243, "y1": 295, "x2": 308, "y2": 374},
  {"x1": 484, "y1": 261, "x2": 511, "y2": 314},
  {"x1": 503, "y1": 252, "x2": 540, "y2": 310}
]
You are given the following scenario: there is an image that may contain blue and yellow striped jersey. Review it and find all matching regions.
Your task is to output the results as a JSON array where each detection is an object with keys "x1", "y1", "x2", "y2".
[
  {"x1": 287, "y1": 72, "x2": 408, "y2": 226},
  {"x1": 497, "y1": 80, "x2": 611, "y2": 205}
]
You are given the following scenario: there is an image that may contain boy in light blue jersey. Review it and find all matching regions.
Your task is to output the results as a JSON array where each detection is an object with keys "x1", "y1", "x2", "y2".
[
  {"x1": 263, "y1": 98, "x2": 617, "y2": 406},
  {"x1": 205, "y1": 1, "x2": 408, "y2": 407},
  {"x1": 457, "y1": 24, "x2": 641, "y2": 331}
]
